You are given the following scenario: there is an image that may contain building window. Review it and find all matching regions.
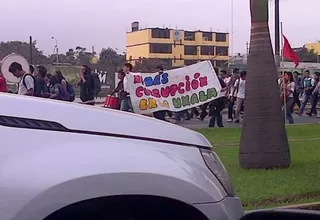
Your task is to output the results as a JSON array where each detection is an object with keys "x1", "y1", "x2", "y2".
[
  {"x1": 200, "y1": 46, "x2": 214, "y2": 55},
  {"x1": 151, "y1": 28, "x2": 170, "y2": 39},
  {"x1": 216, "y1": 33, "x2": 227, "y2": 42},
  {"x1": 184, "y1": 31, "x2": 195, "y2": 41},
  {"x1": 202, "y1": 32, "x2": 213, "y2": 41},
  {"x1": 149, "y1": 43, "x2": 172, "y2": 54},
  {"x1": 216, "y1": 46, "x2": 229, "y2": 56},
  {"x1": 216, "y1": 60, "x2": 228, "y2": 67},
  {"x1": 184, "y1": 46, "x2": 197, "y2": 55},
  {"x1": 184, "y1": 59, "x2": 198, "y2": 66}
]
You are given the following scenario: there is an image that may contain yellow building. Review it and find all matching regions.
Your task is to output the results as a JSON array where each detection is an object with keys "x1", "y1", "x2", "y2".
[
  {"x1": 126, "y1": 22, "x2": 229, "y2": 67},
  {"x1": 304, "y1": 42, "x2": 320, "y2": 54}
]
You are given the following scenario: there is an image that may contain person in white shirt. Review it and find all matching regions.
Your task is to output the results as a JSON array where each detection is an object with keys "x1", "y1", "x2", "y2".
[
  {"x1": 281, "y1": 72, "x2": 295, "y2": 124},
  {"x1": 226, "y1": 68, "x2": 240, "y2": 122},
  {"x1": 121, "y1": 63, "x2": 134, "y2": 112},
  {"x1": 234, "y1": 71, "x2": 246, "y2": 123},
  {"x1": 9, "y1": 62, "x2": 34, "y2": 96}
]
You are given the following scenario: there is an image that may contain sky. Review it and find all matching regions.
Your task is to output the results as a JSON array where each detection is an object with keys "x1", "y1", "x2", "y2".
[{"x1": 1, "y1": 0, "x2": 319, "y2": 56}]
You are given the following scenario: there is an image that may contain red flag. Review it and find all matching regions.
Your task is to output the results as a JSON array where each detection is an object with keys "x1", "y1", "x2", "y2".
[{"x1": 282, "y1": 35, "x2": 299, "y2": 68}]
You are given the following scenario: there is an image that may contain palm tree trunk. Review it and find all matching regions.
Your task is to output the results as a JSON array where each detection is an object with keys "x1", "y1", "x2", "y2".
[{"x1": 239, "y1": 0, "x2": 291, "y2": 169}]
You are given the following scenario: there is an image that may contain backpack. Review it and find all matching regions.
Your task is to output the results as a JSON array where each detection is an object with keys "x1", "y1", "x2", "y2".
[
  {"x1": 91, "y1": 73, "x2": 101, "y2": 96},
  {"x1": 22, "y1": 74, "x2": 36, "y2": 95},
  {"x1": 66, "y1": 82, "x2": 75, "y2": 102}
]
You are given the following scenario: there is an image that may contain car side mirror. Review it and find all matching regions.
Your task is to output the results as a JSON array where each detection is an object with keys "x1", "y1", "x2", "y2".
[{"x1": 240, "y1": 209, "x2": 320, "y2": 220}]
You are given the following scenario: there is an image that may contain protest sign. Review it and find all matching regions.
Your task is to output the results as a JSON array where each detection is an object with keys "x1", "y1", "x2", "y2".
[{"x1": 126, "y1": 61, "x2": 222, "y2": 114}]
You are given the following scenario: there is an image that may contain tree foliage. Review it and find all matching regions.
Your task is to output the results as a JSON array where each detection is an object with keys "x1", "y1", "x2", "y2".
[
  {"x1": 133, "y1": 58, "x2": 172, "y2": 72},
  {"x1": 295, "y1": 48, "x2": 319, "y2": 63},
  {"x1": 99, "y1": 47, "x2": 126, "y2": 67},
  {"x1": 0, "y1": 41, "x2": 49, "y2": 64}
]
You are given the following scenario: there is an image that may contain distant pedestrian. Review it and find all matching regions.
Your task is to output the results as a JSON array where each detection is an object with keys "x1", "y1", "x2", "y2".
[
  {"x1": 296, "y1": 70, "x2": 314, "y2": 116},
  {"x1": 0, "y1": 71, "x2": 7, "y2": 93},
  {"x1": 78, "y1": 65, "x2": 95, "y2": 105}
]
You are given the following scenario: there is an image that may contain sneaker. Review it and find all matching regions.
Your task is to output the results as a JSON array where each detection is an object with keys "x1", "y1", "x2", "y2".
[
  {"x1": 306, "y1": 112, "x2": 312, "y2": 117},
  {"x1": 317, "y1": 114, "x2": 320, "y2": 118},
  {"x1": 227, "y1": 119, "x2": 233, "y2": 122},
  {"x1": 295, "y1": 111, "x2": 302, "y2": 116},
  {"x1": 234, "y1": 120, "x2": 240, "y2": 124}
]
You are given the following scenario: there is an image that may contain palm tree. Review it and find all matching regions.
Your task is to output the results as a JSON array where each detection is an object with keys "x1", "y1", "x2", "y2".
[{"x1": 239, "y1": 0, "x2": 291, "y2": 169}]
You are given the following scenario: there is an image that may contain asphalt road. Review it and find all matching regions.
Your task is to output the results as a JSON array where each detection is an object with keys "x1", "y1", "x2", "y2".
[
  {"x1": 75, "y1": 98, "x2": 319, "y2": 129},
  {"x1": 176, "y1": 114, "x2": 320, "y2": 129}
]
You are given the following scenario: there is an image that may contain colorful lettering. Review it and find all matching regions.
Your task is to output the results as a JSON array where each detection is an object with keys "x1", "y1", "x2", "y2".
[
  {"x1": 190, "y1": 93, "x2": 200, "y2": 105},
  {"x1": 172, "y1": 98, "x2": 182, "y2": 108},
  {"x1": 143, "y1": 73, "x2": 169, "y2": 87},
  {"x1": 134, "y1": 75, "x2": 143, "y2": 84},
  {"x1": 181, "y1": 95, "x2": 190, "y2": 107}
]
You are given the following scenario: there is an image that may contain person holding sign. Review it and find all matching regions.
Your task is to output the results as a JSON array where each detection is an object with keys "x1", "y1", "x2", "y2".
[
  {"x1": 153, "y1": 65, "x2": 168, "y2": 121},
  {"x1": 208, "y1": 75, "x2": 228, "y2": 128},
  {"x1": 122, "y1": 63, "x2": 134, "y2": 112}
]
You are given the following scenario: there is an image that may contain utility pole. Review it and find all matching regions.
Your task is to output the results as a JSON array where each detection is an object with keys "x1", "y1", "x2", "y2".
[
  {"x1": 275, "y1": 0, "x2": 280, "y2": 67},
  {"x1": 51, "y1": 37, "x2": 59, "y2": 65},
  {"x1": 29, "y1": 36, "x2": 33, "y2": 65},
  {"x1": 230, "y1": 0, "x2": 234, "y2": 57}
]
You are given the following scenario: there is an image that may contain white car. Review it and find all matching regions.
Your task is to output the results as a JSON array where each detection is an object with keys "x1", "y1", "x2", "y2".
[{"x1": 0, "y1": 93, "x2": 243, "y2": 220}]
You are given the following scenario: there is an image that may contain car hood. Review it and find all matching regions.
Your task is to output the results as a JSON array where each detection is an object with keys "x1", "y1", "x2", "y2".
[{"x1": 0, "y1": 94, "x2": 212, "y2": 148}]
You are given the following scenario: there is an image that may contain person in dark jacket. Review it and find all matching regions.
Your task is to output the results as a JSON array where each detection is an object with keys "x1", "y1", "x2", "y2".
[
  {"x1": 79, "y1": 65, "x2": 95, "y2": 105},
  {"x1": 110, "y1": 70, "x2": 126, "y2": 108},
  {"x1": 209, "y1": 77, "x2": 228, "y2": 128}
]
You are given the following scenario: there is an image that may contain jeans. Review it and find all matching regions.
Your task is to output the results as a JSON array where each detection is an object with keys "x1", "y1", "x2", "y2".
[
  {"x1": 190, "y1": 107, "x2": 199, "y2": 118},
  {"x1": 174, "y1": 111, "x2": 185, "y2": 121},
  {"x1": 209, "y1": 101, "x2": 225, "y2": 127},
  {"x1": 285, "y1": 97, "x2": 295, "y2": 124},
  {"x1": 199, "y1": 103, "x2": 209, "y2": 120},
  {"x1": 309, "y1": 94, "x2": 319, "y2": 115},
  {"x1": 227, "y1": 99, "x2": 235, "y2": 120},
  {"x1": 293, "y1": 91, "x2": 301, "y2": 109},
  {"x1": 120, "y1": 97, "x2": 133, "y2": 112},
  {"x1": 298, "y1": 93, "x2": 312, "y2": 114},
  {"x1": 235, "y1": 98, "x2": 244, "y2": 121}
]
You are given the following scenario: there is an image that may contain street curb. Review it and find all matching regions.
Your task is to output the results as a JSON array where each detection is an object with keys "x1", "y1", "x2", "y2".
[
  {"x1": 276, "y1": 201, "x2": 320, "y2": 210},
  {"x1": 245, "y1": 201, "x2": 320, "y2": 213}
]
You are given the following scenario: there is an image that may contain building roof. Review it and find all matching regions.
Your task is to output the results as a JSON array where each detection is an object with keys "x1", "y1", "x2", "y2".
[{"x1": 127, "y1": 27, "x2": 228, "y2": 34}]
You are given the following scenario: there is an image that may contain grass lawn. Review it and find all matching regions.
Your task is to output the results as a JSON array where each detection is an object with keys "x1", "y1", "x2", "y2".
[{"x1": 197, "y1": 125, "x2": 320, "y2": 210}]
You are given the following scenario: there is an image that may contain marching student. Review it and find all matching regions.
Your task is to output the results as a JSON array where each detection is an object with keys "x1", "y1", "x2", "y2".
[
  {"x1": 9, "y1": 62, "x2": 35, "y2": 96},
  {"x1": 122, "y1": 63, "x2": 134, "y2": 112}
]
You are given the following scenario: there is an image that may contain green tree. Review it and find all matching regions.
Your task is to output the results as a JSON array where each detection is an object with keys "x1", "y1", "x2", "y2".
[
  {"x1": 66, "y1": 48, "x2": 77, "y2": 64},
  {"x1": 97, "y1": 47, "x2": 126, "y2": 88},
  {"x1": 99, "y1": 47, "x2": 126, "y2": 67},
  {"x1": 0, "y1": 41, "x2": 49, "y2": 64},
  {"x1": 133, "y1": 58, "x2": 172, "y2": 72},
  {"x1": 295, "y1": 48, "x2": 319, "y2": 63},
  {"x1": 239, "y1": 0, "x2": 291, "y2": 168},
  {"x1": 75, "y1": 46, "x2": 92, "y2": 65}
]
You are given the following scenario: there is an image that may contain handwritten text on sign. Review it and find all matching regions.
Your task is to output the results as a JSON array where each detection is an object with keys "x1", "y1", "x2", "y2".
[{"x1": 126, "y1": 61, "x2": 222, "y2": 114}]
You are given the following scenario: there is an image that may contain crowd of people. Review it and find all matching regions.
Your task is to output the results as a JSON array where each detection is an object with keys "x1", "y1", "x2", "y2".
[
  {"x1": 280, "y1": 70, "x2": 320, "y2": 124},
  {"x1": 1, "y1": 61, "x2": 319, "y2": 128},
  {"x1": 111, "y1": 65, "x2": 247, "y2": 128},
  {"x1": 0, "y1": 62, "x2": 101, "y2": 105},
  {"x1": 112, "y1": 65, "x2": 320, "y2": 127}
]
